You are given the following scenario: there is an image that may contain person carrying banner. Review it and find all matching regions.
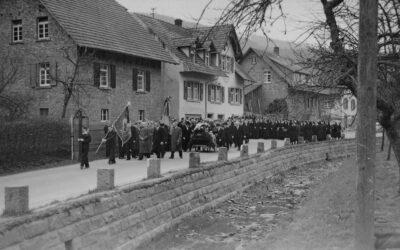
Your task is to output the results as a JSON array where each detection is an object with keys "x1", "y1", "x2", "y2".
[{"x1": 102, "y1": 125, "x2": 117, "y2": 164}]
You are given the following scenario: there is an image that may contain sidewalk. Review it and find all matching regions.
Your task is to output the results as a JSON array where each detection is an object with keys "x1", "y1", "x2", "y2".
[{"x1": 0, "y1": 139, "x2": 283, "y2": 213}]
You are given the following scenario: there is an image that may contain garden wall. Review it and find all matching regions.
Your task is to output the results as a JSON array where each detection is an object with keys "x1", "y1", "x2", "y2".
[{"x1": 0, "y1": 139, "x2": 365, "y2": 250}]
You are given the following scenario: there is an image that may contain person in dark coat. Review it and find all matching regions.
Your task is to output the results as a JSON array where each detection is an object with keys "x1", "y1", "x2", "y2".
[
  {"x1": 233, "y1": 121, "x2": 244, "y2": 150},
  {"x1": 78, "y1": 126, "x2": 91, "y2": 169},
  {"x1": 181, "y1": 121, "x2": 192, "y2": 152},
  {"x1": 242, "y1": 120, "x2": 251, "y2": 144},
  {"x1": 170, "y1": 121, "x2": 183, "y2": 159},
  {"x1": 216, "y1": 123, "x2": 225, "y2": 148},
  {"x1": 128, "y1": 123, "x2": 139, "y2": 159},
  {"x1": 103, "y1": 125, "x2": 117, "y2": 164},
  {"x1": 153, "y1": 121, "x2": 167, "y2": 158},
  {"x1": 138, "y1": 122, "x2": 153, "y2": 160}
]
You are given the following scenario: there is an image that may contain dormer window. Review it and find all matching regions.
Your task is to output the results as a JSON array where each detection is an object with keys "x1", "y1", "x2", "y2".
[
  {"x1": 12, "y1": 20, "x2": 23, "y2": 43},
  {"x1": 205, "y1": 52, "x2": 210, "y2": 66},
  {"x1": 190, "y1": 48, "x2": 196, "y2": 63},
  {"x1": 37, "y1": 17, "x2": 49, "y2": 40}
]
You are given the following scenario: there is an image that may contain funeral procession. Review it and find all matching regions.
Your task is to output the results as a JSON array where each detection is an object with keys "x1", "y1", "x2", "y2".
[{"x1": 0, "y1": 0, "x2": 398, "y2": 249}]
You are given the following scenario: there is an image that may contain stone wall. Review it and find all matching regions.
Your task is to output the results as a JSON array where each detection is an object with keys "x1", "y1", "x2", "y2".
[{"x1": 0, "y1": 139, "x2": 362, "y2": 250}]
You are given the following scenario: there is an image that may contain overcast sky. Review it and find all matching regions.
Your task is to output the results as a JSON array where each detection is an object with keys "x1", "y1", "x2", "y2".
[{"x1": 116, "y1": 0, "x2": 323, "y2": 42}]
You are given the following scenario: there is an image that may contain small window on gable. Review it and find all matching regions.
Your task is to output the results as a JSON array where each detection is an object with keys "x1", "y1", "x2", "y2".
[
  {"x1": 12, "y1": 20, "x2": 22, "y2": 43},
  {"x1": 251, "y1": 55, "x2": 257, "y2": 64},
  {"x1": 37, "y1": 16, "x2": 49, "y2": 40},
  {"x1": 139, "y1": 110, "x2": 145, "y2": 121},
  {"x1": 205, "y1": 52, "x2": 210, "y2": 66},
  {"x1": 263, "y1": 71, "x2": 271, "y2": 84},
  {"x1": 99, "y1": 64, "x2": 109, "y2": 88},
  {"x1": 137, "y1": 70, "x2": 145, "y2": 92},
  {"x1": 343, "y1": 98, "x2": 349, "y2": 110},
  {"x1": 39, "y1": 62, "x2": 51, "y2": 87}
]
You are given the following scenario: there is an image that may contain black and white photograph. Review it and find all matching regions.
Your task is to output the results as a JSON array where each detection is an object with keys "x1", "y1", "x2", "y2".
[{"x1": 0, "y1": 0, "x2": 398, "y2": 249}]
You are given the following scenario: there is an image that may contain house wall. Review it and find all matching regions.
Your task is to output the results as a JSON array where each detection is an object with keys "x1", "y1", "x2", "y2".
[
  {"x1": 0, "y1": 0, "x2": 165, "y2": 126},
  {"x1": 240, "y1": 51, "x2": 289, "y2": 113}
]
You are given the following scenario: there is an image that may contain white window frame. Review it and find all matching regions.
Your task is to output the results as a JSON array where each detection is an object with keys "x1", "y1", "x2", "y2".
[
  {"x1": 101, "y1": 109, "x2": 109, "y2": 122},
  {"x1": 205, "y1": 52, "x2": 210, "y2": 66},
  {"x1": 251, "y1": 56, "x2": 257, "y2": 64},
  {"x1": 221, "y1": 55, "x2": 226, "y2": 71},
  {"x1": 193, "y1": 82, "x2": 199, "y2": 100},
  {"x1": 264, "y1": 71, "x2": 271, "y2": 84},
  {"x1": 216, "y1": 86, "x2": 221, "y2": 102},
  {"x1": 37, "y1": 17, "x2": 49, "y2": 40},
  {"x1": 99, "y1": 64, "x2": 109, "y2": 88},
  {"x1": 39, "y1": 62, "x2": 51, "y2": 87},
  {"x1": 139, "y1": 110, "x2": 145, "y2": 121},
  {"x1": 137, "y1": 70, "x2": 145, "y2": 91},
  {"x1": 12, "y1": 20, "x2": 22, "y2": 43}
]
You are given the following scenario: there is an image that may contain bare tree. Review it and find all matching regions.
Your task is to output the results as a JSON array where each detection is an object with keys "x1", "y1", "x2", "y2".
[{"x1": 0, "y1": 51, "x2": 33, "y2": 120}]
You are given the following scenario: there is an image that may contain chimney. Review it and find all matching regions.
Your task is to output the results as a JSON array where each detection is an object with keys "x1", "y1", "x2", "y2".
[
  {"x1": 174, "y1": 19, "x2": 183, "y2": 27},
  {"x1": 273, "y1": 46, "x2": 279, "y2": 56}
]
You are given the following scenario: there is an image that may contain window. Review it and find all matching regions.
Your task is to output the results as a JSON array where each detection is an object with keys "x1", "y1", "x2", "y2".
[
  {"x1": 217, "y1": 114, "x2": 224, "y2": 120},
  {"x1": 184, "y1": 81, "x2": 202, "y2": 101},
  {"x1": 12, "y1": 20, "x2": 22, "y2": 43},
  {"x1": 39, "y1": 62, "x2": 50, "y2": 86},
  {"x1": 251, "y1": 56, "x2": 257, "y2": 64},
  {"x1": 229, "y1": 88, "x2": 242, "y2": 104},
  {"x1": 226, "y1": 56, "x2": 231, "y2": 72},
  {"x1": 37, "y1": 17, "x2": 49, "y2": 40},
  {"x1": 39, "y1": 108, "x2": 48, "y2": 116},
  {"x1": 207, "y1": 113, "x2": 214, "y2": 119},
  {"x1": 99, "y1": 64, "x2": 109, "y2": 88},
  {"x1": 263, "y1": 71, "x2": 271, "y2": 84},
  {"x1": 343, "y1": 98, "x2": 349, "y2": 110},
  {"x1": 139, "y1": 110, "x2": 145, "y2": 121},
  {"x1": 205, "y1": 52, "x2": 210, "y2": 66},
  {"x1": 137, "y1": 70, "x2": 145, "y2": 91},
  {"x1": 101, "y1": 109, "x2": 109, "y2": 122},
  {"x1": 221, "y1": 55, "x2": 226, "y2": 71},
  {"x1": 351, "y1": 99, "x2": 356, "y2": 111},
  {"x1": 209, "y1": 85, "x2": 223, "y2": 103}
]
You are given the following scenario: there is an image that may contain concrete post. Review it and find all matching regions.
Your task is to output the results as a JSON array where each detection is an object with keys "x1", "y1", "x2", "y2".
[
  {"x1": 271, "y1": 140, "x2": 277, "y2": 149},
  {"x1": 217, "y1": 147, "x2": 228, "y2": 161},
  {"x1": 312, "y1": 135, "x2": 318, "y2": 142},
  {"x1": 189, "y1": 152, "x2": 200, "y2": 168},
  {"x1": 298, "y1": 136, "x2": 305, "y2": 144},
  {"x1": 4, "y1": 186, "x2": 29, "y2": 215},
  {"x1": 147, "y1": 158, "x2": 161, "y2": 179},
  {"x1": 97, "y1": 169, "x2": 115, "y2": 191},
  {"x1": 284, "y1": 138, "x2": 290, "y2": 146},
  {"x1": 257, "y1": 142, "x2": 265, "y2": 153},
  {"x1": 240, "y1": 144, "x2": 249, "y2": 157}
]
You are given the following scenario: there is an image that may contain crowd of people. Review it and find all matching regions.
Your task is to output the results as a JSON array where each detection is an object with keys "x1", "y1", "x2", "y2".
[
  {"x1": 91, "y1": 117, "x2": 343, "y2": 166},
  {"x1": 78, "y1": 116, "x2": 342, "y2": 168}
]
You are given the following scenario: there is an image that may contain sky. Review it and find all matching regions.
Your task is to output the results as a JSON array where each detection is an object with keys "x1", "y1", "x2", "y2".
[{"x1": 116, "y1": 0, "x2": 324, "y2": 42}]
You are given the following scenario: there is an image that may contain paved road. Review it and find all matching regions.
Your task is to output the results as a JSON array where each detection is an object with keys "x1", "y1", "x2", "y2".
[{"x1": 0, "y1": 139, "x2": 284, "y2": 213}]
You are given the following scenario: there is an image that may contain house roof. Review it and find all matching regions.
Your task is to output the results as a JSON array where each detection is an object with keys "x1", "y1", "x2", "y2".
[
  {"x1": 137, "y1": 14, "x2": 226, "y2": 77},
  {"x1": 291, "y1": 85, "x2": 342, "y2": 95},
  {"x1": 190, "y1": 25, "x2": 243, "y2": 59},
  {"x1": 40, "y1": 0, "x2": 176, "y2": 64},
  {"x1": 250, "y1": 48, "x2": 307, "y2": 73},
  {"x1": 235, "y1": 63, "x2": 256, "y2": 82},
  {"x1": 244, "y1": 83, "x2": 262, "y2": 95}
]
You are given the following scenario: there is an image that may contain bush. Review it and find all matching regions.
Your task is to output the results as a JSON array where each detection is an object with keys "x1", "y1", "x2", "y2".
[{"x1": 266, "y1": 98, "x2": 288, "y2": 114}]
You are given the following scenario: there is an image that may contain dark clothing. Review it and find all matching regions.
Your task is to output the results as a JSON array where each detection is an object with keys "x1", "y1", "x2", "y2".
[
  {"x1": 153, "y1": 127, "x2": 168, "y2": 158},
  {"x1": 105, "y1": 130, "x2": 117, "y2": 164},
  {"x1": 79, "y1": 133, "x2": 91, "y2": 168},
  {"x1": 232, "y1": 126, "x2": 244, "y2": 150}
]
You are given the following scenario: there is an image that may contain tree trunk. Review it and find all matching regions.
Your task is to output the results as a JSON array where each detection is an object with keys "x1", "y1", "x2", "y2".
[
  {"x1": 354, "y1": 0, "x2": 377, "y2": 249},
  {"x1": 61, "y1": 92, "x2": 72, "y2": 119}
]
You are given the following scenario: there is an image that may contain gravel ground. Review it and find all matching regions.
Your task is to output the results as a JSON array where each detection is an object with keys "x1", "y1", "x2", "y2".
[{"x1": 138, "y1": 146, "x2": 399, "y2": 250}]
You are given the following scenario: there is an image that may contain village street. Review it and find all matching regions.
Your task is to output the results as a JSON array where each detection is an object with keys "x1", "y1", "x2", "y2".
[{"x1": 0, "y1": 139, "x2": 285, "y2": 214}]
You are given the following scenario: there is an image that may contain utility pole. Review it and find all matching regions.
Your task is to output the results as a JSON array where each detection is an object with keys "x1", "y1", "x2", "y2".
[{"x1": 355, "y1": 0, "x2": 378, "y2": 249}]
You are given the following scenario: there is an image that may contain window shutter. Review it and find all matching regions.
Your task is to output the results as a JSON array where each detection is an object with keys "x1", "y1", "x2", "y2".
[
  {"x1": 132, "y1": 68, "x2": 138, "y2": 91},
  {"x1": 145, "y1": 70, "x2": 151, "y2": 92},
  {"x1": 50, "y1": 61, "x2": 58, "y2": 86},
  {"x1": 93, "y1": 62, "x2": 100, "y2": 87},
  {"x1": 110, "y1": 64, "x2": 116, "y2": 88},
  {"x1": 239, "y1": 89, "x2": 243, "y2": 104},
  {"x1": 208, "y1": 84, "x2": 211, "y2": 102},
  {"x1": 221, "y1": 87, "x2": 225, "y2": 103},
  {"x1": 228, "y1": 88, "x2": 232, "y2": 103},
  {"x1": 30, "y1": 63, "x2": 38, "y2": 88},
  {"x1": 199, "y1": 83, "x2": 203, "y2": 101},
  {"x1": 231, "y1": 58, "x2": 235, "y2": 73},
  {"x1": 184, "y1": 81, "x2": 188, "y2": 100}
]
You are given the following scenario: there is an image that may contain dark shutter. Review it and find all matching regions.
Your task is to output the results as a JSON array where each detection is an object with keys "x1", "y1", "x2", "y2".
[
  {"x1": 145, "y1": 70, "x2": 151, "y2": 92},
  {"x1": 239, "y1": 89, "x2": 243, "y2": 104},
  {"x1": 208, "y1": 84, "x2": 211, "y2": 102},
  {"x1": 221, "y1": 87, "x2": 225, "y2": 103},
  {"x1": 231, "y1": 58, "x2": 235, "y2": 73},
  {"x1": 30, "y1": 63, "x2": 38, "y2": 88},
  {"x1": 228, "y1": 88, "x2": 232, "y2": 104},
  {"x1": 50, "y1": 61, "x2": 57, "y2": 86},
  {"x1": 199, "y1": 83, "x2": 203, "y2": 101},
  {"x1": 132, "y1": 68, "x2": 138, "y2": 91},
  {"x1": 110, "y1": 64, "x2": 116, "y2": 88},
  {"x1": 93, "y1": 62, "x2": 100, "y2": 87},
  {"x1": 184, "y1": 81, "x2": 188, "y2": 100}
]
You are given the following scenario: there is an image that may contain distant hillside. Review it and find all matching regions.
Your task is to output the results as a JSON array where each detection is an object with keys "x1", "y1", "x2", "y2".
[{"x1": 137, "y1": 13, "x2": 206, "y2": 29}]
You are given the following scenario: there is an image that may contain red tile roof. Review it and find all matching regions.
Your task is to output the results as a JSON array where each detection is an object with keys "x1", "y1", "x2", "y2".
[{"x1": 40, "y1": 0, "x2": 176, "y2": 64}]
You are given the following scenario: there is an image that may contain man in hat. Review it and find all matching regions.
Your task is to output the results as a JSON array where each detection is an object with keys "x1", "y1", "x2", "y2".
[
  {"x1": 102, "y1": 125, "x2": 117, "y2": 164},
  {"x1": 170, "y1": 121, "x2": 183, "y2": 159}
]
